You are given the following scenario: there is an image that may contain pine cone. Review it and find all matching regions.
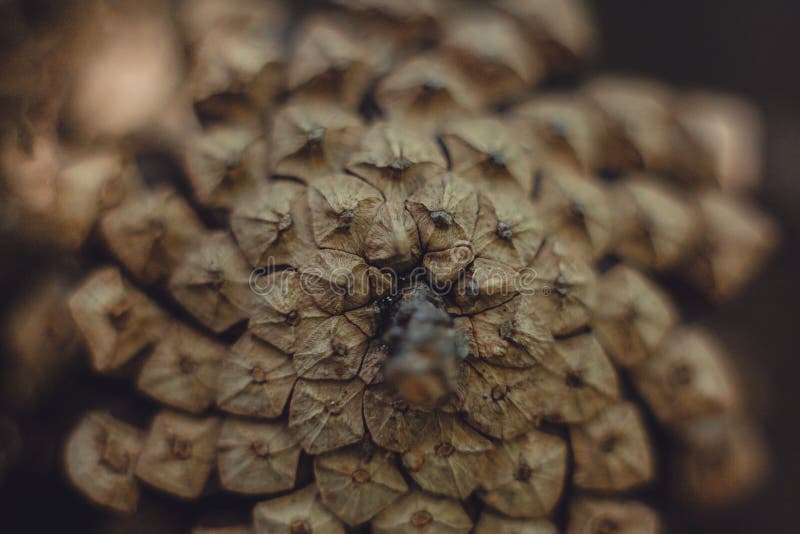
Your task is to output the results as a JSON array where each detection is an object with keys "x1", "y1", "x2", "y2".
[{"x1": 1, "y1": 0, "x2": 778, "y2": 531}]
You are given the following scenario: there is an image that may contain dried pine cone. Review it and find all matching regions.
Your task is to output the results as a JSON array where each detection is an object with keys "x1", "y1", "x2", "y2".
[{"x1": 2, "y1": 0, "x2": 778, "y2": 532}]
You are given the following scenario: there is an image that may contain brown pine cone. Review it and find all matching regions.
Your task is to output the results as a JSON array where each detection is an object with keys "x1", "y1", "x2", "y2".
[{"x1": 0, "y1": 0, "x2": 778, "y2": 532}]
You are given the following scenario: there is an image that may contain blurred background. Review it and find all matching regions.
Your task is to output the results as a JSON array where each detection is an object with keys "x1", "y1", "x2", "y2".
[
  {"x1": 592, "y1": 1, "x2": 799, "y2": 531},
  {"x1": 0, "y1": 0, "x2": 798, "y2": 532}
]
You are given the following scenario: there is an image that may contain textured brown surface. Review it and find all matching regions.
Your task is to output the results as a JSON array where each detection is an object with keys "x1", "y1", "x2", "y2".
[{"x1": 0, "y1": 1, "x2": 796, "y2": 534}]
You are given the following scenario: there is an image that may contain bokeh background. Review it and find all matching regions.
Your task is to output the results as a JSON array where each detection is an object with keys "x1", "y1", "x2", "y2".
[
  {"x1": 592, "y1": 1, "x2": 800, "y2": 532},
  {"x1": 0, "y1": 1, "x2": 798, "y2": 532}
]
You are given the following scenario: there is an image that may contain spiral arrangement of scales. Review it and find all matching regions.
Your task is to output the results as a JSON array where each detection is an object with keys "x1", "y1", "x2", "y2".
[{"x1": 0, "y1": 0, "x2": 777, "y2": 532}]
